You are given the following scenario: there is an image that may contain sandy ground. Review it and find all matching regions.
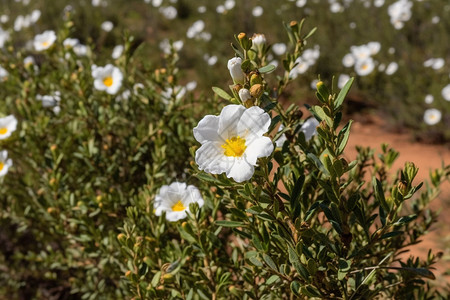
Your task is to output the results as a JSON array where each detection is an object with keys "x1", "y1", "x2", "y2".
[{"x1": 345, "y1": 116, "x2": 450, "y2": 285}]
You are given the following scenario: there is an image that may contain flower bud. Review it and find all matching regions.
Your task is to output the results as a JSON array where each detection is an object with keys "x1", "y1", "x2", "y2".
[
  {"x1": 250, "y1": 73, "x2": 263, "y2": 86},
  {"x1": 227, "y1": 57, "x2": 245, "y2": 84},
  {"x1": 251, "y1": 33, "x2": 266, "y2": 47},
  {"x1": 397, "y1": 180, "x2": 408, "y2": 196},
  {"x1": 117, "y1": 233, "x2": 126, "y2": 242},
  {"x1": 238, "y1": 88, "x2": 251, "y2": 102},
  {"x1": 249, "y1": 84, "x2": 263, "y2": 98},
  {"x1": 232, "y1": 84, "x2": 242, "y2": 94},
  {"x1": 237, "y1": 32, "x2": 246, "y2": 41}
]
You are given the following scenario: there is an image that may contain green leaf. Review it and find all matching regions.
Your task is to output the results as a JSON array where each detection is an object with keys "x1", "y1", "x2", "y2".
[
  {"x1": 334, "y1": 77, "x2": 354, "y2": 110},
  {"x1": 337, "y1": 120, "x2": 353, "y2": 155},
  {"x1": 262, "y1": 254, "x2": 278, "y2": 271},
  {"x1": 258, "y1": 64, "x2": 276, "y2": 74},
  {"x1": 212, "y1": 87, "x2": 232, "y2": 100},
  {"x1": 402, "y1": 267, "x2": 435, "y2": 279},
  {"x1": 300, "y1": 285, "x2": 321, "y2": 297},
  {"x1": 215, "y1": 220, "x2": 245, "y2": 227},
  {"x1": 151, "y1": 271, "x2": 161, "y2": 287},
  {"x1": 249, "y1": 257, "x2": 263, "y2": 268},
  {"x1": 290, "y1": 281, "x2": 301, "y2": 296},
  {"x1": 373, "y1": 177, "x2": 390, "y2": 213},
  {"x1": 380, "y1": 231, "x2": 403, "y2": 239},
  {"x1": 266, "y1": 275, "x2": 280, "y2": 285}
]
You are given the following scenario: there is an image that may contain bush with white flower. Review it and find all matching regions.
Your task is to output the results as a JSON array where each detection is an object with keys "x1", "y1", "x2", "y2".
[{"x1": 0, "y1": 2, "x2": 449, "y2": 299}]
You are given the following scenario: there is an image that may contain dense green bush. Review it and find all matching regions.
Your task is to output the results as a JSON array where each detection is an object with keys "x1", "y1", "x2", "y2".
[{"x1": 0, "y1": 1, "x2": 449, "y2": 299}]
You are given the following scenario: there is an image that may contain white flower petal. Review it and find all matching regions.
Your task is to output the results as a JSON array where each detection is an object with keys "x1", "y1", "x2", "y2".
[
  {"x1": 237, "y1": 106, "x2": 271, "y2": 142},
  {"x1": 245, "y1": 136, "x2": 274, "y2": 165},
  {"x1": 195, "y1": 142, "x2": 234, "y2": 174},
  {"x1": 226, "y1": 159, "x2": 254, "y2": 182},
  {"x1": 193, "y1": 115, "x2": 221, "y2": 144},
  {"x1": 218, "y1": 105, "x2": 245, "y2": 138}
]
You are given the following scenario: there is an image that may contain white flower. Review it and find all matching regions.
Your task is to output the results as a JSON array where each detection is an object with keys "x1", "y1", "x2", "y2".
[
  {"x1": 101, "y1": 21, "x2": 114, "y2": 32},
  {"x1": 431, "y1": 58, "x2": 444, "y2": 70},
  {"x1": 367, "y1": 41, "x2": 381, "y2": 55},
  {"x1": 225, "y1": 0, "x2": 236, "y2": 10},
  {"x1": 239, "y1": 88, "x2": 251, "y2": 102},
  {"x1": 0, "y1": 66, "x2": 8, "y2": 81},
  {"x1": 193, "y1": 105, "x2": 273, "y2": 183},
  {"x1": 442, "y1": 84, "x2": 450, "y2": 101},
  {"x1": 275, "y1": 124, "x2": 287, "y2": 148},
  {"x1": 187, "y1": 20, "x2": 205, "y2": 39},
  {"x1": 351, "y1": 45, "x2": 371, "y2": 62},
  {"x1": 228, "y1": 57, "x2": 245, "y2": 84},
  {"x1": 73, "y1": 44, "x2": 88, "y2": 56},
  {"x1": 431, "y1": 16, "x2": 440, "y2": 24},
  {"x1": 342, "y1": 53, "x2": 356, "y2": 67},
  {"x1": 272, "y1": 43, "x2": 287, "y2": 56},
  {"x1": 36, "y1": 92, "x2": 61, "y2": 109},
  {"x1": 289, "y1": 60, "x2": 309, "y2": 78},
  {"x1": 216, "y1": 5, "x2": 226, "y2": 14},
  {"x1": 33, "y1": 30, "x2": 56, "y2": 51},
  {"x1": 423, "y1": 108, "x2": 441, "y2": 125},
  {"x1": 63, "y1": 38, "x2": 79, "y2": 49},
  {"x1": 355, "y1": 58, "x2": 375, "y2": 76},
  {"x1": 112, "y1": 45, "x2": 124, "y2": 59},
  {"x1": 152, "y1": 0, "x2": 162, "y2": 7},
  {"x1": 154, "y1": 182, "x2": 204, "y2": 222},
  {"x1": 424, "y1": 94, "x2": 434, "y2": 104},
  {"x1": 186, "y1": 81, "x2": 197, "y2": 91},
  {"x1": 385, "y1": 62, "x2": 398, "y2": 75},
  {"x1": 204, "y1": 54, "x2": 218, "y2": 66},
  {"x1": 198, "y1": 6, "x2": 206, "y2": 13},
  {"x1": 0, "y1": 115, "x2": 18, "y2": 140},
  {"x1": 0, "y1": 27, "x2": 10, "y2": 48},
  {"x1": 330, "y1": 2, "x2": 343, "y2": 13},
  {"x1": 0, "y1": 150, "x2": 12, "y2": 177},
  {"x1": 300, "y1": 117, "x2": 319, "y2": 141},
  {"x1": 338, "y1": 74, "x2": 350, "y2": 89},
  {"x1": 160, "y1": 6, "x2": 177, "y2": 20},
  {"x1": 161, "y1": 86, "x2": 186, "y2": 103},
  {"x1": 252, "y1": 33, "x2": 266, "y2": 47},
  {"x1": 23, "y1": 56, "x2": 35, "y2": 68},
  {"x1": 374, "y1": 0, "x2": 385, "y2": 7},
  {"x1": 388, "y1": 0, "x2": 412, "y2": 29},
  {"x1": 296, "y1": 0, "x2": 307, "y2": 7},
  {"x1": 310, "y1": 79, "x2": 319, "y2": 90},
  {"x1": 0, "y1": 15, "x2": 9, "y2": 23},
  {"x1": 92, "y1": 64, "x2": 123, "y2": 95},
  {"x1": 252, "y1": 6, "x2": 263, "y2": 17},
  {"x1": 30, "y1": 10, "x2": 41, "y2": 23}
]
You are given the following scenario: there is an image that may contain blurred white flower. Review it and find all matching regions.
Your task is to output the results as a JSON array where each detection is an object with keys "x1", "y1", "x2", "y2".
[
  {"x1": 310, "y1": 79, "x2": 319, "y2": 90},
  {"x1": 252, "y1": 6, "x2": 264, "y2": 17},
  {"x1": 385, "y1": 62, "x2": 398, "y2": 75},
  {"x1": 442, "y1": 84, "x2": 450, "y2": 101},
  {"x1": 187, "y1": 20, "x2": 205, "y2": 39},
  {"x1": 186, "y1": 81, "x2": 197, "y2": 91},
  {"x1": 0, "y1": 28, "x2": 10, "y2": 48},
  {"x1": 355, "y1": 58, "x2": 375, "y2": 76},
  {"x1": 23, "y1": 56, "x2": 35, "y2": 68},
  {"x1": 378, "y1": 63, "x2": 386, "y2": 72},
  {"x1": 63, "y1": 38, "x2": 79, "y2": 49},
  {"x1": 432, "y1": 58, "x2": 444, "y2": 70},
  {"x1": 73, "y1": 44, "x2": 88, "y2": 56},
  {"x1": 101, "y1": 21, "x2": 114, "y2": 32},
  {"x1": 300, "y1": 117, "x2": 319, "y2": 141},
  {"x1": 388, "y1": 47, "x2": 396, "y2": 54},
  {"x1": 275, "y1": 124, "x2": 287, "y2": 148},
  {"x1": 431, "y1": 16, "x2": 440, "y2": 24},
  {"x1": 30, "y1": 10, "x2": 41, "y2": 23},
  {"x1": 36, "y1": 92, "x2": 61, "y2": 113},
  {"x1": 367, "y1": 41, "x2": 381, "y2": 55},
  {"x1": 198, "y1": 6, "x2": 206, "y2": 13},
  {"x1": 92, "y1": 0, "x2": 101, "y2": 6},
  {"x1": 423, "y1": 108, "x2": 441, "y2": 125},
  {"x1": 152, "y1": 0, "x2": 163, "y2": 7},
  {"x1": 374, "y1": 0, "x2": 385, "y2": 7},
  {"x1": 154, "y1": 182, "x2": 204, "y2": 222},
  {"x1": 272, "y1": 43, "x2": 287, "y2": 56},
  {"x1": 224, "y1": 0, "x2": 235, "y2": 10},
  {"x1": 330, "y1": 2, "x2": 343, "y2": 13},
  {"x1": 33, "y1": 30, "x2": 57, "y2": 51},
  {"x1": 424, "y1": 94, "x2": 434, "y2": 104},
  {"x1": 0, "y1": 15, "x2": 9, "y2": 23},
  {"x1": 216, "y1": 5, "x2": 226, "y2": 14},
  {"x1": 193, "y1": 104, "x2": 273, "y2": 182},
  {"x1": 296, "y1": 0, "x2": 307, "y2": 7},
  {"x1": 349, "y1": 22, "x2": 356, "y2": 29},
  {"x1": 228, "y1": 57, "x2": 245, "y2": 84},
  {"x1": 112, "y1": 45, "x2": 124, "y2": 59},
  {"x1": 338, "y1": 74, "x2": 350, "y2": 89},
  {"x1": 388, "y1": 0, "x2": 412, "y2": 29},
  {"x1": 161, "y1": 86, "x2": 186, "y2": 103},
  {"x1": 0, "y1": 115, "x2": 18, "y2": 140},
  {"x1": 0, "y1": 66, "x2": 8, "y2": 81},
  {"x1": 0, "y1": 150, "x2": 13, "y2": 177},
  {"x1": 160, "y1": 6, "x2": 177, "y2": 20},
  {"x1": 351, "y1": 45, "x2": 372, "y2": 62},
  {"x1": 342, "y1": 53, "x2": 356, "y2": 67},
  {"x1": 92, "y1": 64, "x2": 123, "y2": 95}
]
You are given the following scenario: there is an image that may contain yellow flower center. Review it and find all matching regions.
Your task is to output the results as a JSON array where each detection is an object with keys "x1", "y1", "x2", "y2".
[
  {"x1": 103, "y1": 76, "x2": 113, "y2": 87},
  {"x1": 222, "y1": 136, "x2": 247, "y2": 157},
  {"x1": 0, "y1": 128, "x2": 7, "y2": 135},
  {"x1": 42, "y1": 41, "x2": 49, "y2": 47},
  {"x1": 172, "y1": 200, "x2": 186, "y2": 212},
  {"x1": 362, "y1": 64, "x2": 368, "y2": 70},
  {"x1": 0, "y1": 162, "x2": 3, "y2": 171}
]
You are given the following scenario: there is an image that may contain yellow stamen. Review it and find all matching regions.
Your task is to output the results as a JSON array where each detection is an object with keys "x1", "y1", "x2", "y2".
[
  {"x1": 0, "y1": 162, "x2": 3, "y2": 172},
  {"x1": 172, "y1": 200, "x2": 186, "y2": 212},
  {"x1": 0, "y1": 128, "x2": 7, "y2": 135},
  {"x1": 103, "y1": 76, "x2": 113, "y2": 87},
  {"x1": 221, "y1": 136, "x2": 247, "y2": 157},
  {"x1": 42, "y1": 41, "x2": 49, "y2": 47},
  {"x1": 362, "y1": 64, "x2": 368, "y2": 70}
]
